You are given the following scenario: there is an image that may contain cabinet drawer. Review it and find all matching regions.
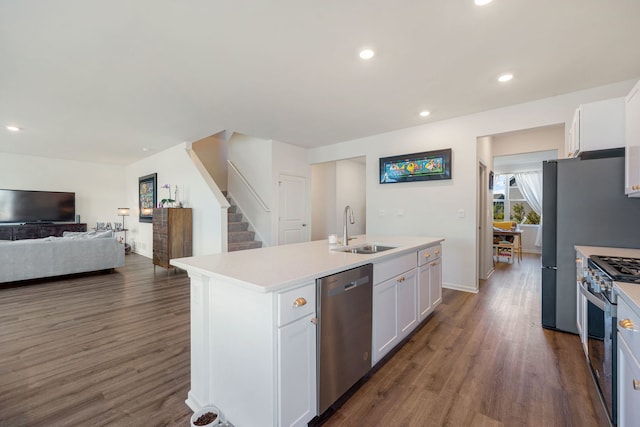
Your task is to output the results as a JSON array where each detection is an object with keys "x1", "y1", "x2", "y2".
[
  {"x1": 374, "y1": 253, "x2": 416, "y2": 284},
  {"x1": 278, "y1": 282, "x2": 316, "y2": 327},
  {"x1": 618, "y1": 296, "x2": 640, "y2": 357},
  {"x1": 418, "y1": 244, "x2": 442, "y2": 266}
]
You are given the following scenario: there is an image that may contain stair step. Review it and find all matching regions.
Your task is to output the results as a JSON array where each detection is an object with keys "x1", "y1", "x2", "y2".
[
  {"x1": 228, "y1": 222, "x2": 249, "y2": 232},
  {"x1": 228, "y1": 205, "x2": 237, "y2": 214},
  {"x1": 229, "y1": 230, "x2": 255, "y2": 243},
  {"x1": 228, "y1": 241, "x2": 263, "y2": 252},
  {"x1": 228, "y1": 212, "x2": 243, "y2": 222}
]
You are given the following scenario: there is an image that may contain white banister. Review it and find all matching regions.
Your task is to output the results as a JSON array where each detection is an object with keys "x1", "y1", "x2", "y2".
[{"x1": 227, "y1": 160, "x2": 270, "y2": 212}]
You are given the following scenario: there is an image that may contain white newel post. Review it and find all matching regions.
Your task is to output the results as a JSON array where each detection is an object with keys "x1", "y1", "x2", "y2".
[{"x1": 186, "y1": 272, "x2": 214, "y2": 411}]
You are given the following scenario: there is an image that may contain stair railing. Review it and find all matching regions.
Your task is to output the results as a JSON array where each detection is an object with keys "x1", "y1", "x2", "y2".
[{"x1": 227, "y1": 160, "x2": 270, "y2": 212}]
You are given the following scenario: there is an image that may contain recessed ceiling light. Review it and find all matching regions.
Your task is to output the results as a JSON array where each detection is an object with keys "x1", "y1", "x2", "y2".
[
  {"x1": 359, "y1": 49, "x2": 375, "y2": 60},
  {"x1": 6, "y1": 125, "x2": 21, "y2": 132},
  {"x1": 498, "y1": 73, "x2": 513, "y2": 82},
  {"x1": 419, "y1": 111, "x2": 431, "y2": 117},
  {"x1": 475, "y1": 0, "x2": 493, "y2": 5}
]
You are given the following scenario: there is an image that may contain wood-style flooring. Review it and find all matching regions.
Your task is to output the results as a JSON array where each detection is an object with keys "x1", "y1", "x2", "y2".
[{"x1": 0, "y1": 253, "x2": 609, "y2": 426}]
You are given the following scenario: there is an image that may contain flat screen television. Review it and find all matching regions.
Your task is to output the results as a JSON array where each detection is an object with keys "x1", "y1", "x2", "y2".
[{"x1": 0, "y1": 189, "x2": 76, "y2": 223}]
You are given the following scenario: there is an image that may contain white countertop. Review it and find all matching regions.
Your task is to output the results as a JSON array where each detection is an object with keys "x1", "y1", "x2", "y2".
[
  {"x1": 171, "y1": 235, "x2": 444, "y2": 293},
  {"x1": 575, "y1": 245, "x2": 640, "y2": 259}
]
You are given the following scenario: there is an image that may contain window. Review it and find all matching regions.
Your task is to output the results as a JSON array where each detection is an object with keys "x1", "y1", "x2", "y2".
[{"x1": 493, "y1": 174, "x2": 540, "y2": 224}]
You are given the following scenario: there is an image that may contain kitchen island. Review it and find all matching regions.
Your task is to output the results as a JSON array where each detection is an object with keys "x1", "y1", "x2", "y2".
[{"x1": 172, "y1": 235, "x2": 444, "y2": 427}]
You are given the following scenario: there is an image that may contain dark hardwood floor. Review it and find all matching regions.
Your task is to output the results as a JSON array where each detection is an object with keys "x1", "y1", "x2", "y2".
[
  {"x1": 322, "y1": 254, "x2": 610, "y2": 427},
  {"x1": 0, "y1": 254, "x2": 192, "y2": 426},
  {"x1": 0, "y1": 253, "x2": 609, "y2": 426}
]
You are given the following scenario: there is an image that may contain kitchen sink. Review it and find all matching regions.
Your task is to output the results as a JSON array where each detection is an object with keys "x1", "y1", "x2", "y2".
[{"x1": 336, "y1": 244, "x2": 396, "y2": 254}]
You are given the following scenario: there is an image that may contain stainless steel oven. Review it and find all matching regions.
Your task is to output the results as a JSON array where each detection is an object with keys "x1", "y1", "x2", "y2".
[{"x1": 578, "y1": 274, "x2": 616, "y2": 424}]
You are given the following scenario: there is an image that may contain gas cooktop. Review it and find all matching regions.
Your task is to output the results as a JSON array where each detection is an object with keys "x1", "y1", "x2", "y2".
[{"x1": 590, "y1": 255, "x2": 640, "y2": 284}]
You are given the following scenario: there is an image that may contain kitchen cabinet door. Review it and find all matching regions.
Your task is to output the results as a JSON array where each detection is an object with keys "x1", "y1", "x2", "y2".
[
  {"x1": 372, "y1": 278, "x2": 398, "y2": 365},
  {"x1": 626, "y1": 80, "x2": 640, "y2": 196},
  {"x1": 418, "y1": 256, "x2": 442, "y2": 322},
  {"x1": 418, "y1": 263, "x2": 432, "y2": 321},
  {"x1": 397, "y1": 269, "x2": 418, "y2": 339},
  {"x1": 429, "y1": 258, "x2": 442, "y2": 309},
  {"x1": 278, "y1": 313, "x2": 317, "y2": 427},
  {"x1": 617, "y1": 335, "x2": 640, "y2": 427}
]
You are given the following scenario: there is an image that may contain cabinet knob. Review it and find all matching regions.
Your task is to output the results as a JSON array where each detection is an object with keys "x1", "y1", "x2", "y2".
[
  {"x1": 424, "y1": 253, "x2": 431, "y2": 258},
  {"x1": 435, "y1": 250, "x2": 440, "y2": 255},
  {"x1": 430, "y1": 261, "x2": 437, "y2": 267},
  {"x1": 397, "y1": 276, "x2": 405, "y2": 283},
  {"x1": 310, "y1": 317, "x2": 318, "y2": 325},
  {"x1": 292, "y1": 297, "x2": 307, "y2": 308},
  {"x1": 634, "y1": 379, "x2": 640, "y2": 391},
  {"x1": 619, "y1": 318, "x2": 635, "y2": 331}
]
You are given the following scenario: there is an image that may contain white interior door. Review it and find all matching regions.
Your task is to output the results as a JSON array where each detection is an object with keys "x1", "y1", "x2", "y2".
[{"x1": 278, "y1": 174, "x2": 308, "y2": 245}]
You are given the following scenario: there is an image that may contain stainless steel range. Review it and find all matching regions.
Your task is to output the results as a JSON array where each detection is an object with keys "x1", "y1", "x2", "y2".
[{"x1": 582, "y1": 255, "x2": 640, "y2": 425}]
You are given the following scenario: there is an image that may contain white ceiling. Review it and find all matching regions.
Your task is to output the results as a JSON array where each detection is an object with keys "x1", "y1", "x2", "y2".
[{"x1": 2, "y1": 0, "x2": 640, "y2": 165}]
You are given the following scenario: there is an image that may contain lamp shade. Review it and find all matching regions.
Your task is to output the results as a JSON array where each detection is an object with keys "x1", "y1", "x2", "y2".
[
  {"x1": 117, "y1": 208, "x2": 130, "y2": 216},
  {"x1": 141, "y1": 208, "x2": 153, "y2": 216}
]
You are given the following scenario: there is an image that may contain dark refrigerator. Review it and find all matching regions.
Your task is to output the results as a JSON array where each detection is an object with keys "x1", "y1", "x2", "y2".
[{"x1": 541, "y1": 152, "x2": 640, "y2": 333}]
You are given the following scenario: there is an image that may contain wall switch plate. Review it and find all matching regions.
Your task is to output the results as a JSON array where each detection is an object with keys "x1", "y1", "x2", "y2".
[{"x1": 457, "y1": 209, "x2": 465, "y2": 218}]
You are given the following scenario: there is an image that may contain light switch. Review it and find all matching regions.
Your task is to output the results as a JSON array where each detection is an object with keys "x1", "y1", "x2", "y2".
[
  {"x1": 396, "y1": 209, "x2": 405, "y2": 217},
  {"x1": 457, "y1": 209, "x2": 465, "y2": 218},
  {"x1": 378, "y1": 209, "x2": 386, "y2": 217}
]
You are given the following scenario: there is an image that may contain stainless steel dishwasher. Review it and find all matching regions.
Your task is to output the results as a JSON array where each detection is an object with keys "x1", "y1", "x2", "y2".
[{"x1": 317, "y1": 263, "x2": 373, "y2": 414}]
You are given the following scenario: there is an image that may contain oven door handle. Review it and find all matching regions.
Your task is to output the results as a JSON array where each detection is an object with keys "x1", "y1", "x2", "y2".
[{"x1": 579, "y1": 281, "x2": 606, "y2": 311}]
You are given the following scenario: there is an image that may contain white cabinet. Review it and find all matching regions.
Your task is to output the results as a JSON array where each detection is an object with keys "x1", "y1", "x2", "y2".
[
  {"x1": 418, "y1": 245, "x2": 443, "y2": 322},
  {"x1": 567, "y1": 97, "x2": 626, "y2": 158},
  {"x1": 617, "y1": 294, "x2": 640, "y2": 427},
  {"x1": 372, "y1": 275, "x2": 398, "y2": 363},
  {"x1": 625, "y1": 80, "x2": 640, "y2": 196},
  {"x1": 278, "y1": 313, "x2": 317, "y2": 427},
  {"x1": 372, "y1": 252, "x2": 418, "y2": 365},
  {"x1": 617, "y1": 336, "x2": 640, "y2": 427},
  {"x1": 396, "y1": 269, "x2": 418, "y2": 339},
  {"x1": 277, "y1": 283, "x2": 317, "y2": 427}
]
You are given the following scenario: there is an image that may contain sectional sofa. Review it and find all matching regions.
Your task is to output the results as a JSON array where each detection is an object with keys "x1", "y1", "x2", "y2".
[{"x1": 0, "y1": 230, "x2": 125, "y2": 283}]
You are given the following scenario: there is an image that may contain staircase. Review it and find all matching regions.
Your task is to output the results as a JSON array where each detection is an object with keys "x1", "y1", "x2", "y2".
[{"x1": 225, "y1": 193, "x2": 263, "y2": 252}]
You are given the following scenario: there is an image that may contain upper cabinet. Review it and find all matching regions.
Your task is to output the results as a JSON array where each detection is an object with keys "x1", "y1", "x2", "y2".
[
  {"x1": 625, "y1": 80, "x2": 640, "y2": 197},
  {"x1": 566, "y1": 97, "x2": 626, "y2": 158}
]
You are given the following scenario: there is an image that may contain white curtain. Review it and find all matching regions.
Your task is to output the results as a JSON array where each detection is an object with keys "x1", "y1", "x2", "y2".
[{"x1": 514, "y1": 171, "x2": 543, "y2": 247}]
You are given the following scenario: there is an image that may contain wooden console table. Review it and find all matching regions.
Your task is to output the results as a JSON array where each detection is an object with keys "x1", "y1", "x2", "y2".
[
  {"x1": 493, "y1": 229, "x2": 522, "y2": 264},
  {"x1": 152, "y1": 208, "x2": 192, "y2": 270}
]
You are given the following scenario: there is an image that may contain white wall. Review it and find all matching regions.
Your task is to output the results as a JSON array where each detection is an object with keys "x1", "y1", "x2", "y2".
[
  {"x1": 192, "y1": 133, "x2": 228, "y2": 191},
  {"x1": 336, "y1": 159, "x2": 366, "y2": 237},
  {"x1": 310, "y1": 159, "x2": 365, "y2": 241},
  {"x1": 311, "y1": 162, "x2": 337, "y2": 240},
  {"x1": 308, "y1": 79, "x2": 637, "y2": 293},
  {"x1": 0, "y1": 152, "x2": 125, "y2": 228},
  {"x1": 125, "y1": 143, "x2": 223, "y2": 258},
  {"x1": 492, "y1": 124, "x2": 564, "y2": 159}
]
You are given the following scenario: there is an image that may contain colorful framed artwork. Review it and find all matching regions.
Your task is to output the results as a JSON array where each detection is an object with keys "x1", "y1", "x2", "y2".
[
  {"x1": 379, "y1": 148, "x2": 452, "y2": 184},
  {"x1": 138, "y1": 173, "x2": 157, "y2": 223}
]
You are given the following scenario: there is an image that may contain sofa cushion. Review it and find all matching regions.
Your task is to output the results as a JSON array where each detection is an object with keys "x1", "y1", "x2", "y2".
[{"x1": 63, "y1": 230, "x2": 114, "y2": 239}]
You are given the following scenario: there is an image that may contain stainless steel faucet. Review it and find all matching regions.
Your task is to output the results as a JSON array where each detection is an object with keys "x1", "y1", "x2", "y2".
[{"x1": 343, "y1": 205, "x2": 355, "y2": 246}]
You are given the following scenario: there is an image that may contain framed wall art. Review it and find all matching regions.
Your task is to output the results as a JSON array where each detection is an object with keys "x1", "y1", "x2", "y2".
[
  {"x1": 138, "y1": 173, "x2": 157, "y2": 223},
  {"x1": 379, "y1": 148, "x2": 452, "y2": 184}
]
